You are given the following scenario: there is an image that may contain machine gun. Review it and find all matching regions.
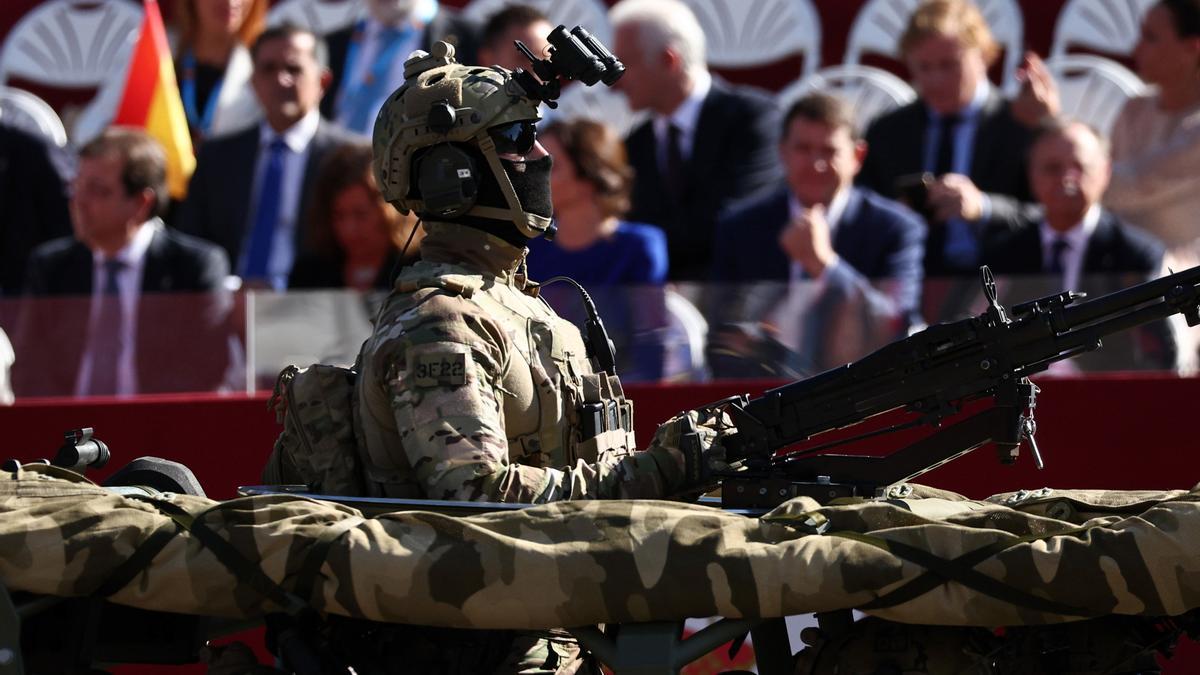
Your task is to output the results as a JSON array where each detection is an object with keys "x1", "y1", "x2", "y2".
[{"x1": 709, "y1": 265, "x2": 1200, "y2": 509}]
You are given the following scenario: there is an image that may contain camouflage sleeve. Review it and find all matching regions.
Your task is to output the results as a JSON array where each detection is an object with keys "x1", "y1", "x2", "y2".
[
  {"x1": 382, "y1": 297, "x2": 694, "y2": 504},
  {"x1": 388, "y1": 335, "x2": 693, "y2": 503}
]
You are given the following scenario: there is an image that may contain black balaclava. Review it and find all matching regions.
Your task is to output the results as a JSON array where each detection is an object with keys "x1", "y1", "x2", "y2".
[
  {"x1": 410, "y1": 140, "x2": 553, "y2": 248},
  {"x1": 456, "y1": 151, "x2": 553, "y2": 247}
]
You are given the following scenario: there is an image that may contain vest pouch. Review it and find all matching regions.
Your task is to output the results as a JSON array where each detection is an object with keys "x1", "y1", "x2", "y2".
[{"x1": 262, "y1": 364, "x2": 365, "y2": 496}]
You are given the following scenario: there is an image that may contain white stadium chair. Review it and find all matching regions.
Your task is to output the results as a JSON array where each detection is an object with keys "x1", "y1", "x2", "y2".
[
  {"x1": 777, "y1": 65, "x2": 918, "y2": 135},
  {"x1": 844, "y1": 0, "x2": 1025, "y2": 91},
  {"x1": 0, "y1": 86, "x2": 69, "y2": 148},
  {"x1": 267, "y1": 0, "x2": 366, "y2": 36},
  {"x1": 0, "y1": 327, "x2": 12, "y2": 406},
  {"x1": 662, "y1": 289, "x2": 709, "y2": 383},
  {"x1": 1045, "y1": 54, "x2": 1147, "y2": 137},
  {"x1": 1050, "y1": 0, "x2": 1156, "y2": 61},
  {"x1": 682, "y1": 0, "x2": 821, "y2": 77},
  {"x1": 552, "y1": 83, "x2": 647, "y2": 139},
  {"x1": 0, "y1": 0, "x2": 142, "y2": 145},
  {"x1": 462, "y1": 0, "x2": 612, "y2": 45}
]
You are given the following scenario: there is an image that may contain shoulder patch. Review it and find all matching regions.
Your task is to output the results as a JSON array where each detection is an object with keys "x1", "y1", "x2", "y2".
[{"x1": 411, "y1": 351, "x2": 468, "y2": 387}]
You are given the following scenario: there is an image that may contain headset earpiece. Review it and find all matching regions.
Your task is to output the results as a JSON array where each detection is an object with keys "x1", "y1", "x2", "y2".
[{"x1": 416, "y1": 143, "x2": 479, "y2": 218}]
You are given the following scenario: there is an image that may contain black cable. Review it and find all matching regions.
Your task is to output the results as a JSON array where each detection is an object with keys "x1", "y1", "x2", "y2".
[
  {"x1": 398, "y1": 217, "x2": 423, "y2": 266},
  {"x1": 541, "y1": 275, "x2": 617, "y2": 376}
]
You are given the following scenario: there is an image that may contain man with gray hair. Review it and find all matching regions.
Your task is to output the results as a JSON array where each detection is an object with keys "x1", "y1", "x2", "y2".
[
  {"x1": 978, "y1": 118, "x2": 1175, "y2": 371},
  {"x1": 610, "y1": 0, "x2": 779, "y2": 281}
]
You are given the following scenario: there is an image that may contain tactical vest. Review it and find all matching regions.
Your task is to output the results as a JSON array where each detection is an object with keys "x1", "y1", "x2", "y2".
[{"x1": 354, "y1": 262, "x2": 636, "y2": 498}]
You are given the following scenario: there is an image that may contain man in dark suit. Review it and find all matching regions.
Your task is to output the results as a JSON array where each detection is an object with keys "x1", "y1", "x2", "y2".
[
  {"x1": 610, "y1": 0, "x2": 779, "y2": 281},
  {"x1": 14, "y1": 128, "x2": 231, "y2": 397},
  {"x1": 980, "y1": 118, "x2": 1174, "y2": 371},
  {"x1": 178, "y1": 25, "x2": 360, "y2": 290},
  {"x1": 710, "y1": 93, "x2": 926, "y2": 376},
  {"x1": 855, "y1": 0, "x2": 1059, "y2": 277},
  {"x1": 322, "y1": 0, "x2": 479, "y2": 134},
  {"x1": 0, "y1": 122, "x2": 72, "y2": 296}
]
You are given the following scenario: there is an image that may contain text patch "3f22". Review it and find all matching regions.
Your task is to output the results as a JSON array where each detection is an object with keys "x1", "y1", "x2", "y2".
[{"x1": 412, "y1": 352, "x2": 468, "y2": 387}]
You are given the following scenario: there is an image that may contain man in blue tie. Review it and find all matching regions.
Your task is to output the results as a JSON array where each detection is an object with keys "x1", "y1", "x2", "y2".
[
  {"x1": 179, "y1": 25, "x2": 361, "y2": 290},
  {"x1": 323, "y1": 0, "x2": 480, "y2": 135}
]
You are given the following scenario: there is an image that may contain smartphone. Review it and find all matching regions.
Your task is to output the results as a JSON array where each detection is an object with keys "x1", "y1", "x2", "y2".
[{"x1": 894, "y1": 172, "x2": 935, "y2": 216}]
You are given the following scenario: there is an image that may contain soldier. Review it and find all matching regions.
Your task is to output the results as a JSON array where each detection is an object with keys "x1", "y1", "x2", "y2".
[{"x1": 339, "y1": 40, "x2": 730, "y2": 672}]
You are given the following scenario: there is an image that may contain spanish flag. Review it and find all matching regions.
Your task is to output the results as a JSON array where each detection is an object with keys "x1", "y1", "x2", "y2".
[{"x1": 113, "y1": 0, "x2": 195, "y2": 199}]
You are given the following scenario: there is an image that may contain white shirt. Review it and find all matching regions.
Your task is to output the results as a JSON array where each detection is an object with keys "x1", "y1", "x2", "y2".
[
  {"x1": 653, "y1": 69, "x2": 712, "y2": 171},
  {"x1": 1040, "y1": 204, "x2": 1101, "y2": 292},
  {"x1": 75, "y1": 219, "x2": 159, "y2": 397},
  {"x1": 787, "y1": 187, "x2": 850, "y2": 282},
  {"x1": 245, "y1": 109, "x2": 321, "y2": 289}
]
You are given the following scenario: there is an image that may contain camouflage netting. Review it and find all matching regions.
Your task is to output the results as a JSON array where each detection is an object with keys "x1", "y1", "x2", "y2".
[{"x1": 3, "y1": 463, "x2": 1200, "y2": 629}]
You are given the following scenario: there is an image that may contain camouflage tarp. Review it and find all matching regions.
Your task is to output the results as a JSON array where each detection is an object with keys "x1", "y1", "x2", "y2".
[{"x1": 3, "y1": 463, "x2": 1200, "y2": 628}]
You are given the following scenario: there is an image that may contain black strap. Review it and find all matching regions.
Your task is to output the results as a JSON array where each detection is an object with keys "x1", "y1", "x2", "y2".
[
  {"x1": 90, "y1": 520, "x2": 180, "y2": 598},
  {"x1": 292, "y1": 515, "x2": 365, "y2": 608},
  {"x1": 135, "y1": 496, "x2": 310, "y2": 616},
  {"x1": 827, "y1": 529, "x2": 1097, "y2": 618}
]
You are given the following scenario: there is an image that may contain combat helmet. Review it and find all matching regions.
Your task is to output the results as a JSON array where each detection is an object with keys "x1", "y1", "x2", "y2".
[{"x1": 372, "y1": 41, "x2": 551, "y2": 240}]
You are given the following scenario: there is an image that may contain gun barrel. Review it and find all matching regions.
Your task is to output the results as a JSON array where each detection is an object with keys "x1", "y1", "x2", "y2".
[
  {"x1": 1061, "y1": 265, "x2": 1200, "y2": 329},
  {"x1": 722, "y1": 264, "x2": 1200, "y2": 463}
]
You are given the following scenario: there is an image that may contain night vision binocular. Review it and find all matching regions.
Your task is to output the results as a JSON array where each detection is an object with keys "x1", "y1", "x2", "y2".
[{"x1": 513, "y1": 25, "x2": 625, "y2": 107}]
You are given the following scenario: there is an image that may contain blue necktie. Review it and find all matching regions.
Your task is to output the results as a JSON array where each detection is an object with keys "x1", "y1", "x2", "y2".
[
  {"x1": 89, "y1": 259, "x2": 125, "y2": 395},
  {"x1": 242, "y1": 138, "x2": 288, "y2": 281},
  {"x1": 931, "y1": 113, "x2": 980, "y2": 270},
  {"x1": 943, "y1": 219, "x2": 980, "y2": 270}
]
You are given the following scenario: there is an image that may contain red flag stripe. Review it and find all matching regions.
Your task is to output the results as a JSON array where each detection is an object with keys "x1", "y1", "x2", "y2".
[{"x1": 113, "y1": 1, "x2": 163, "y2": 126}]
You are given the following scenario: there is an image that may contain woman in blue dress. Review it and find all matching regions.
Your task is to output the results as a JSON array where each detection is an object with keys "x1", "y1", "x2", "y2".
[
  {"x1": 526, "y1": 119, "x2": 671, "y2": 380},
  {"x1": 526, "y1": 119, "x2": 668, "y2": 284}
]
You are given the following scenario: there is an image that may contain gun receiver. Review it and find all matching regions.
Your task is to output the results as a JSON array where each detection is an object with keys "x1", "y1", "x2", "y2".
[{"x1": 714, "y1": 265, "x2": 1200, "y2": 508}]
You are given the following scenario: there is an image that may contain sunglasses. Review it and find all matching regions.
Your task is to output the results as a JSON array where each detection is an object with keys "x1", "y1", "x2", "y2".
[{"x1": 489, "y1": 120, "x2": 537, "y2": 156}]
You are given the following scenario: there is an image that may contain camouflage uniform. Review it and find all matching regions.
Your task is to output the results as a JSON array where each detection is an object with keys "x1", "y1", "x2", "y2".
[
  {"x1": 343, "y1": 40, "x2": 724, "y2": 673},
  {"x1": 353, "y1": 222, "x2": 696, "y2": 504}
]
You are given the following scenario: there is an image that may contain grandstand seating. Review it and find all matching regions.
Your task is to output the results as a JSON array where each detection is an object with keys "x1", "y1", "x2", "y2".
[
  {"x1": 1050, "y1": 0, "x2": 1156, "y2": 61},
  {"x1": 1045, "y1": 54, "x2": 1147, "y2": 136},
  {"x1": 0, "y1": 86, "x2": 68, "y2": 147},
  {"x1": 683, "y1": 0, "x2": 822, "y2": 77},
  {"x1": 267, "y1": 0, "x2": 365, "y2": 34},
  {"x1": 777, "y1": 64, "x2": 917, "y2": 134},
  {"x1": 0, "y1": 0, "x2": 142, "y2": 144}
]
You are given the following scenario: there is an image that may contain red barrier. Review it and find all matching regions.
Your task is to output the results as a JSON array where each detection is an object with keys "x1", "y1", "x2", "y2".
[
  {"x1": 3, "y1": 374, "x2": 1198, "y2": 673},
  {"x1": 4, "y1": 373, "x2": 1197, "y2": 497}
]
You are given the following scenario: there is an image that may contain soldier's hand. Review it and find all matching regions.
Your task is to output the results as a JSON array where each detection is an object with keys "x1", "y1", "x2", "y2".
[
  {"x1": 647, "y1": 408, "x2": 736, "y2": 497},
  {"x1": 928, "y1": 174, "x2": 986, "y2": 222},
  {"x1": 1011, "y1": 51, "x2": 1060, "y2": 128},
  {"x1": 778, "y1": 203, "x2": 838, "y2": 277}
]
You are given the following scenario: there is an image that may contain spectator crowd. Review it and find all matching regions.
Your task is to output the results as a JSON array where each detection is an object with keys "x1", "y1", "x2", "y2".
[{"x1": 1, "y1": 0, "x2": 1198, "y2": 398}]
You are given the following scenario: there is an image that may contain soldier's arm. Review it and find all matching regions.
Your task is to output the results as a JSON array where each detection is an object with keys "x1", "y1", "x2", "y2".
[{"x1": 383, "y1": 316, "x2": 694, "y2": 503}]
